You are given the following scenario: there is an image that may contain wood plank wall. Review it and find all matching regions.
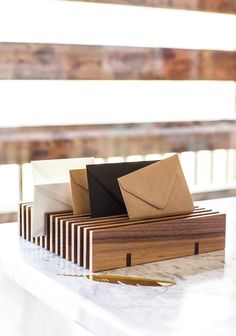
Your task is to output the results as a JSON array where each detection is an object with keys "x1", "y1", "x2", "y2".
[
  {"x1": 0, "y1": 0, "x2": 235, "y2": 223},
  {"x1": 1, "y1": 120, "x2": 236, "y2": 164},
  {"x1": 0, "y1": 43, "x2": 235, "y2": 80},
  {"x1": 0, "y1": 0, "x2": 235, "y2": 159},
  {"x1": 70, "y1": 0, "x2": 236, "y2": 13}
]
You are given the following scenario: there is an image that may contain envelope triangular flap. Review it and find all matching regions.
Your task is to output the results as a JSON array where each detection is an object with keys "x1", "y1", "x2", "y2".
[
  {"x1": 31, "y1": 157, "x2": 94, "y2": 185},
  {"x1": 70, "y1": 169, "x2": 88, "y2": 191},
  {"x1": 118, "y1": 155, "x2": 180, "y2": 210},
  {"x1": 37, "y1": 183, "x2": 72, "y2": 208},
  {"x1": 87, "y1": 161, "x2": 156, "y2": 205},
  {"x1": 32, "y1": 182, "x2": 72, "y2": 236}
]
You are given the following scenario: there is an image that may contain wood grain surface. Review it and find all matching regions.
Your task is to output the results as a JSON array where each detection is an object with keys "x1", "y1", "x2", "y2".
[
  {"x1": 76, "y1": 0, "x2": 236, "y2": 13},
  {"x1": 59, "y1": 215, "x2": 89, "y2": 259},
  {"x1": 2, "y1": 121, "x2": 236, "y2": 165},
  {"x1": 83, "y1": 209, "x2": 210, "y2": 268},
  {"x1": 0, "y1": 43, "x2": 235, "y2": 80},
  {"x1": 90, "y1": 212, "x2": 226, "y2": 271},
  {"x1": 19, "y1": 203, "x2": 226, "y2": 272}
]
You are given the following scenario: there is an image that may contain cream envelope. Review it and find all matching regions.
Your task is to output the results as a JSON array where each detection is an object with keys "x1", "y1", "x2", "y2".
[
  {"x1": 31, "y1": 157, "x2": 94, "y2": 185},
  {"x1": 118, "y1": 154, "x2": 194, "y2": 220},
  {"x1": 33, "y1": 183, "x2": 72, "y2": 237},
  {"x1": 70, "y1": 169, "x2": 90, "y2": 215}
]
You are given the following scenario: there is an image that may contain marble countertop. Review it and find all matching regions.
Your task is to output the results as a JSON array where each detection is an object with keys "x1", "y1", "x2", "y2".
[
  {"x1": 1, "y1": 197, "x2": 236, "y2": 336},
  {"x1": 0, "y1": 273, "x2": 93, "y2": 336}
]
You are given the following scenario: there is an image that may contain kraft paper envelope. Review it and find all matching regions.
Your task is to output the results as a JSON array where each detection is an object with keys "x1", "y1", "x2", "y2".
[
  {"x1": 33, "y1": 183, "x2": 72, "y2": 236},
  {"x1": 70, "y1": 169, "x2": 90, "y2": 215},
  {"x1": 118, "y1": 154, "x2": 194, "y2": 220},
  {"x1": 31, "y1": 157, "x2": 94, "y2": 185},
  {"x1": 87, "y1": 161, "x2": 156, "y2": 217}
]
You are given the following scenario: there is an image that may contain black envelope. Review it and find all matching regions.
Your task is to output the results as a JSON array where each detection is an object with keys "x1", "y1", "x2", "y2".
[{"x1": 87, "y1": 161, "x2": 156, "y2": 217}]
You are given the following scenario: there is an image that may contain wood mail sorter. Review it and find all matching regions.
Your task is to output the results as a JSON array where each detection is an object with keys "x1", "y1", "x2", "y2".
[{"x1": 19, "y1": 202, "x2": 226, "y2": 272}]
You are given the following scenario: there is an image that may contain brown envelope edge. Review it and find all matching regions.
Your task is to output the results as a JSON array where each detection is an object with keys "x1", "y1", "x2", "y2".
[{"x1": 70, "y1": 169, "x2": 91, "y2": 215}]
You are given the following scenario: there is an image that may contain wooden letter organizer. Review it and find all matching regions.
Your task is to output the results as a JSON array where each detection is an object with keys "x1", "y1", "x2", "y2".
[{"x1": 19, "y1": 203, "x2": 226, "y2": 272}]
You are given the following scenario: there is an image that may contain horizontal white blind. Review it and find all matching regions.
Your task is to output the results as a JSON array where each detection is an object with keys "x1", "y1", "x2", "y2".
[
  {"x1": 0, "y1": 1, "x2": 235, "y2": 50},
  {"x1": 0, "y1": 80, "x2": 235, "y2": 127}
]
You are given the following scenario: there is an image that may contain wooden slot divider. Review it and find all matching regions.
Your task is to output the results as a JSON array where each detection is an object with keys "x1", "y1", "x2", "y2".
[
  {"x1": 59, "y1": 214, "x2": 89, "y2": 258},
  {"x1": 84, "y1": 209, "x2": 219, "y2": 269},
  {"x1": 18, "y1": 202, "x2": 226, "y2": 272},
  {"x1": 89, "y1": 212, "x2": 225, "y2": 272}
]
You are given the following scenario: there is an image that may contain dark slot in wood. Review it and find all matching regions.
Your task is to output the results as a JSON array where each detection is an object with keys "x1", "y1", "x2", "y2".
[
  {"x1": 194, "y1": 242, "x2": 199, "y2": 254},
  {"x1": 126, "y1": 253, "x2": 132, "y2": 267}
]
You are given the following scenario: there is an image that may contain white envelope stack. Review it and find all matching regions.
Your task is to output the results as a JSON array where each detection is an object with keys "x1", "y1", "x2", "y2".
[{"x1": 32, "y1": 158, "x2": 94, "y2": 236}]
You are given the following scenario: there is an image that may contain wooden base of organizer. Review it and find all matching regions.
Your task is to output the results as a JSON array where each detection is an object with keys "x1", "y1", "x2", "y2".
[{"x1": 19, "y1": 202, "x2": 226, "y2": 272}]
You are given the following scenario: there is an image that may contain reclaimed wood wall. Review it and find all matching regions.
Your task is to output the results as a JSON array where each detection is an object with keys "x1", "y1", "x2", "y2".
[
  {"x1": 0, "y1": 1, "x2": 235, "y2": 81},
  {"x1": 69, "y1": 0, "x2": 236, "y2": 13},
  {"x1": 1, "y1": 120, "x2": 236, "y2": 164},
  {"x1": 0, "y1": 0, "x2": 235, "y2": 163},
  {"x1": 0, "y1": 0, "x2": 236, "y2": 163},
  {"x1": 0, "y1": 43, "x2": 235, "y2": 80},
  {"x1": 0, "y1": 0, "x2": 235, "y2": 223}
]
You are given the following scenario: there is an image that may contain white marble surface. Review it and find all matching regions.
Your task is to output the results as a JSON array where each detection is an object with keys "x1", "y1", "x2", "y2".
[
  {"x1": 1, "y1": 197, "x2": 236, "y2": 336},
  {"x1": 0, "y1": 273, "x2": 93, "y2": 336}
]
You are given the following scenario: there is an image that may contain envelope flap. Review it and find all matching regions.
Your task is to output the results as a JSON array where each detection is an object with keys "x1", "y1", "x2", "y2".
[
  {"x1": 32, "y1": 157, "x2": 94, "y2": 185},
  {"x1": 87, "y1": 161, "x2": 156, "y2": 206},
  {"x1": 118, "y1": 155, "x2": 180, "y2": 209},
  {"x1": 70, "y1": 169, "x2": 88, "y2": 191},
  {"x1": 87, "y1": 164, "x2": 126, "y2": 205},
  {"x1": 36, "y1": 182, "x2": 72, "y2": 208}
]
